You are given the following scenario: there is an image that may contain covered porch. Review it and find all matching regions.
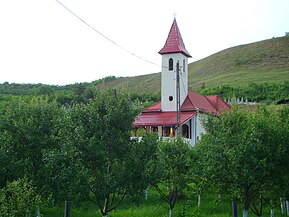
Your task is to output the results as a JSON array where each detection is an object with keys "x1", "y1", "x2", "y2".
[{"x1": 133, "y1": 111, "x2": 199, "y2": 146}]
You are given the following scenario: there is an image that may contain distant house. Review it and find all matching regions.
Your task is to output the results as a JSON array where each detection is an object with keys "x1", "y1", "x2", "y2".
[{"x1": 133, "y1": 18, "x2": 230, "y2": 146}]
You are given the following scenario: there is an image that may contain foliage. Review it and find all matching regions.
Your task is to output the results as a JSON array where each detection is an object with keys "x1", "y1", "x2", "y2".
[
  {"x1": 58, "y1": 89, "x2": 152, "y2": 216},
  {"x1": 43, "y1": 143, "x2": 90, "y2": 203},
  {"x1": 0, "y1": 177, "x2": 42, "y2": 217},
  {"x1": 126, "y1": 133, "x2": 159, "y2": 196},
  {"x1": 0, "y1": 82, "x2": 96, "y2": 106},
  {"x1": 1, "y1": 77, "x2": 289, "y2": 217},
  {"x1": 0, "y1": 98, "x2": 59, "y2": 189},
  {"x1": 148, "y1": 137, "x2": 193, "y2": 217},
  {"x1": 197, "y1": 81, "x2": 289, "y2": 104},
  {"x1": 196, "y1": 106, "x2": 289, "y2": 216},
  {"x1": 0, "y1": 81, "x2": 161, "y2": 108}
]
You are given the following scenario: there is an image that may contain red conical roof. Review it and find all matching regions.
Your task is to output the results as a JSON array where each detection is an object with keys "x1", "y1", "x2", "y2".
[{"x1": 159, "y1": 18, "x2": 192, "y2": 57}]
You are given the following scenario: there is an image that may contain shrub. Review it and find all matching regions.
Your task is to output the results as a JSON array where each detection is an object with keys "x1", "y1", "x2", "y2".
[{"x1": 0, "y1": 177, "x2": 42, "y2": 217}]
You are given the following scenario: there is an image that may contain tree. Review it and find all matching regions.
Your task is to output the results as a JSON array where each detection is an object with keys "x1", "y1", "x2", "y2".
[
  {"x1": 125, "y1": 133, "x2": 159, "y2": 198},
  {"x1": 43, "y1": 142, "x2": 90, "y2": 212},
  {"x1": 0, "y1": 98, "x2": 59, "y2": 188},
  {"x1": 148, "y1": 137, "x2": 193, "y2": 217},
  {"x1": 60, "y1": 90, "x2": 151, "y2": 217},
  {"x1": 197, "y1": 106, "x2": 289, "y2": 217}
]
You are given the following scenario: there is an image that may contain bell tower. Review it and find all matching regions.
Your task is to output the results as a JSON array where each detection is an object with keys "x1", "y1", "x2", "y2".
[{"x1": 159, "y1": 18, "x2": 192, "y2": 112}]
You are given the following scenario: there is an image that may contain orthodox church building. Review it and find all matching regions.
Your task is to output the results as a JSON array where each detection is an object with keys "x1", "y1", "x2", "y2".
[{"x1": 133, "y1": 19, "x2": 230, "y2": 146}]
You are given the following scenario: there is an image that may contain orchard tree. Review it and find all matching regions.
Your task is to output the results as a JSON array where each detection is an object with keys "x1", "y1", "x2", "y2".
[
  {"x1": 197, "y1": 106, "x2": 289, "y2": 217},
  {"x1": 43, "y1": 142, "x2": 90, "y2": 214},
  {"x1": 125, "y1": 133, "x2": 159, "y2": 198},
  {"x1": 273, "y1": 106, "x2": 289, "y2": 215},
  {"x1": 148, "y1": 137, "x2": 193, "y2": 217},
  {"x1": 0, "y1": 98, "x2": 59, "y2": 188},
  {"x1": 61, "y1": 90, "x2": 154, "y2": 217}
]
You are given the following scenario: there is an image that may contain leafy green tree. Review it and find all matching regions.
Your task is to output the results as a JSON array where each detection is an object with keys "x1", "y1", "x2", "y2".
[
  {"x1": 0, "y1": 98, "x2": 59, "y2": 188},
  {"x1": 148, "y1": 137, "x2": 193, "y2": 217},
  {"x1": 43, "y1": 142, "x2": 90, "y2": 204},
  {"x1": 197, "y1": 106, "x2": 289, "y2": 217},
  {"x1": 190, "y1": 144, "x2": 211, "y2": 208},
  {"x1": 125, "y1": 133, "x2": 159, "y2": 198},
  {"x1": 60, "y1": 90, "x2": 151, "y2": 217},
  {"x1": 273, "y1": 107, "x2": 289, "y2": 214}
]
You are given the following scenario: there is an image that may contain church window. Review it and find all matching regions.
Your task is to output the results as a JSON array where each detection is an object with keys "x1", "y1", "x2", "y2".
[
  {"x1": 163, "y1": 126, "x2": 170, "y2": 137},
  {"x1": 182, "y1": 124, "x2": 190, "y2": 138},
  {"x1": 169, "y1": 96, "x2": 173, "y2": 101},
  {"x1": 183, "y1": 59, "x2": 185, "y2": 72},
  {"x1": 169, "y1": 58, "x2": 173, "y2": 71}
]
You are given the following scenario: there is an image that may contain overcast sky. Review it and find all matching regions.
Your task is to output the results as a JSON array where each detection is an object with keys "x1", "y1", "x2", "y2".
[{"x1": 0, "y1": 0, "x2": 288, "y2": 85}]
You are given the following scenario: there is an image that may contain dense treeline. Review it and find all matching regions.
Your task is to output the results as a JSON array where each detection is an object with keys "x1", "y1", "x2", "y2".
[
  {"x1": 0, "y1": 82, "x2": 95, "y2": 105},
  {"x1": 197, "y1": 81, "x2": 289, "y2": 104},
  {"x1": 0, "y1": 79, "x2": 160, "y2": 108},
  {"x1": 1, "y1": 79, "x2": 289, "y2": 107}
]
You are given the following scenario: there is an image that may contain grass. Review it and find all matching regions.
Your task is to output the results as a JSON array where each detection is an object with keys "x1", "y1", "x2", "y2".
[
  {"x1": 39, "y1": 187, "x2": 284, "y2": 217},
  {"x1": 96, "y1": 36, "x2": 289, "y2": 93}
]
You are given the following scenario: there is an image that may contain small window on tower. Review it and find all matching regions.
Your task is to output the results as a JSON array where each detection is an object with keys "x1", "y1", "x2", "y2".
[
  {"x1": 169, "y1": 96, "x2": 173, "y2": 101},
  {"x1": 183, "y1": 59, "x2": 186, "y2": 72},
  {"x1": 169, "y1": 58, "x2": 173, "y2": 71}
]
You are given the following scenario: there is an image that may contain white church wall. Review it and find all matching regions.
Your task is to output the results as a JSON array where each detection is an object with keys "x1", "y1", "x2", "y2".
[
  {"x1": 196, "y1": 113, "x2": 206, "y2": 142},
  {"x1": 161, "y1": 53, "x2": 188, "y2": 111}
]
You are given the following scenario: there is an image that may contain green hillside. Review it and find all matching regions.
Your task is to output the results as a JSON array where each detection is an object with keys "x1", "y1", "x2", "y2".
[
  {"x1": 1, "y1": 36, "x2": 289, "y2": 105},
  {"x1": 98, "y1": 36, "x2": 289, "y2": 93}
]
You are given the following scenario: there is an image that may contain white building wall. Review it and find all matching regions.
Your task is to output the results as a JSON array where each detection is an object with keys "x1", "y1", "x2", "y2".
[
  {"x1": 190, "y1": 114, "x2": 206, "y2": 147},
  {"x1": 196, "y1": 114, "x2": 206, "y2": 142},
  {"x1": 161, "y1": 53, "x2": 188, "y2": 111}
]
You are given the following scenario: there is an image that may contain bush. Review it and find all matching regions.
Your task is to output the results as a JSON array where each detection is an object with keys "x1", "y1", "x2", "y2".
[{"x1": 0, "y1": 177, "x2": 42, "y2": 217}]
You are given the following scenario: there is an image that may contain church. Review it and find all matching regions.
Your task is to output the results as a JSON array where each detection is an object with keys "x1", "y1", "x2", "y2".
[{"x1": 133, "y1": 18, "x2": 230, "y2": 146}]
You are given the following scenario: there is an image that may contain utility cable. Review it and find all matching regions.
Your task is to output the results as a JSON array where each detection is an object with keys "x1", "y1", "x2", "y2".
[{"x1": 56, "y1": 0, "x2": 167, "y2": 69}]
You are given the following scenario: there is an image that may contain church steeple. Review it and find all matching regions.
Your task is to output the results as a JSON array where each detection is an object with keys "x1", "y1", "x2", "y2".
[
  {"x1": 159, "y1": 19, "x2": 191, "y2": 112},
  {"x1": 159, "y1": 18, "x2": 191, "y2": 58}
]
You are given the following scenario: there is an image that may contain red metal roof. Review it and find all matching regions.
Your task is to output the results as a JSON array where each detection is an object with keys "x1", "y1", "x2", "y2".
[
  {"x1": 158, "y1": 19, "x2": 192, "y2": 58},
  {"x1": 182, "y1": 90, "x2": 217, "y2": 114},
  {"x1": 134, "y1": 111, "x2": 196, "y2": 127},
  {"x1": 143, "y1": 101, "x2": 161, "y2": 112},
  {"x1": 182, "y1": 90, "x2": 231, "y2": 114},
  {"x1": 206, "y1": 95, "x2": 231, "y2": 113},
  {"x1": 133, "y1": 90, "x2": 230, "y2": 127}
]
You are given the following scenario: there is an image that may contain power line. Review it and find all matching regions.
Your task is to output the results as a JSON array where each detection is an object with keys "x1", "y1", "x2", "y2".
[{"x1": 55, "y1": 0, "x2": 165, "y2": 68}]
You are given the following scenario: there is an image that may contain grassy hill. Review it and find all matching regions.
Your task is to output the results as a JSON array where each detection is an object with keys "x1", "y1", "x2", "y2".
[
  {"x1": 1, "y1": 36, "x2": 288, "y2": 105},
  {"x1": 97, "y1": 36, "x2": 289, "y2": 93}
]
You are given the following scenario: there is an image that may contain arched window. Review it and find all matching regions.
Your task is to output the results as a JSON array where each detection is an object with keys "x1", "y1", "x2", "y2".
[
  {"x1": 169, "y1": 58, "x2": 173, "y2": 71},
  {"x1": 183, "y1": 59, "x2": 186, "y2": 72}
]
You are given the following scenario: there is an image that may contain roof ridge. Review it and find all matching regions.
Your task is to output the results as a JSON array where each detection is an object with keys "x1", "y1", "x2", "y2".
[
  {"x1": 208, "y1": 95, "x2": 231, "y2": 111},
  {"x1": 204, "y1": 95, "x2": 218, "y2": 112}
]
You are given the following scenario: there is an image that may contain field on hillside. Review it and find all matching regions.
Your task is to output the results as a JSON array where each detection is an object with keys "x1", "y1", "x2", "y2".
[
  {"x1": 95, "y1": 36, "x2": 289, "y2": 93},
  {"x1": 189, "y1": 37, "x2": 289, "y2": 89}
]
